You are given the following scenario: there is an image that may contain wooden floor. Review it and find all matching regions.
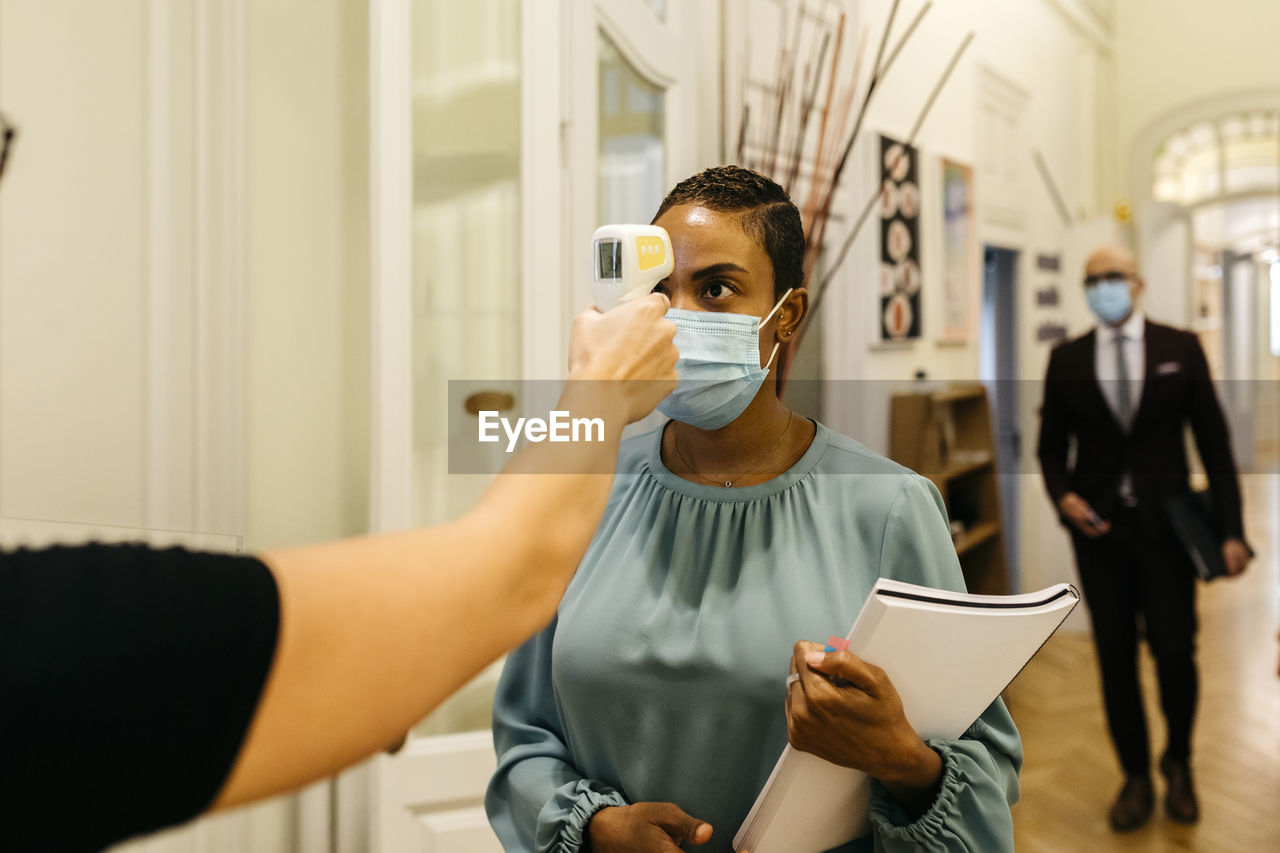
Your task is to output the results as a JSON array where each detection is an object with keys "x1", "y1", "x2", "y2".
[{"x1": 1006, "y1": 473, "x2": 1280, "y2": 851}]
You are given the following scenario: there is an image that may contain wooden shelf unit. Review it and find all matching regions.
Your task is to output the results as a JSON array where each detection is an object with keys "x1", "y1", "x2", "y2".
[{"x1": 888, "y1": 384, "x2": 1009, "y2": 595}]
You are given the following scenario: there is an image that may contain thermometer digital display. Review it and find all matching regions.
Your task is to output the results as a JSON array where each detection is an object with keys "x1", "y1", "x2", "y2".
[{"x1": 591, "y1": 224, "x2": 674, "y2": 312}]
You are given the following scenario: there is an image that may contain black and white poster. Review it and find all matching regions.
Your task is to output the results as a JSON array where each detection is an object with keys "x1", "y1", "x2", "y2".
[{"x1": 879, "y1": 134, "x2": 921, "y2": 342}]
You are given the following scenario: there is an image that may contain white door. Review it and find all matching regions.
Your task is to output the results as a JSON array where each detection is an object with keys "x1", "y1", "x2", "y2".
[
  {"x1": 1136, "y1": 199, "x2": 1193, "y2": 329},
  {"x1": 371, "y1": 733, "x2": 501, "y2": 853},
  {"x1": 367, "y1": 1, "x2": 701, "y2": 850},
  {"x1": 567, "y1": 0, "x2": 699, "y2": 307},
  {"x1": 365, "y1": 0, "x2": 529, "y2": 849}
]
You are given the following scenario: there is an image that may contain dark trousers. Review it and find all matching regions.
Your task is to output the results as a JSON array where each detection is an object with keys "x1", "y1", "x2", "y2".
[{"x1": 1071, "y1": 506, "x2": 1199, "y2": 777}]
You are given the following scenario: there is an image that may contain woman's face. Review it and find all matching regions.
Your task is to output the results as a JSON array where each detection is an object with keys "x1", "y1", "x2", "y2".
[
  {"x1": 651, "y1": 204, "x2": 778, "y2": 317},
  {"x1": 651, "y1": 204, "x2": 786, "y2": 365}
]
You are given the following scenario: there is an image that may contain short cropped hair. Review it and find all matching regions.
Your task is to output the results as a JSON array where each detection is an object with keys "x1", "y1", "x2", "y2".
[{"x1": 653, "y1": 165, "x2": 805, "y2": 298}]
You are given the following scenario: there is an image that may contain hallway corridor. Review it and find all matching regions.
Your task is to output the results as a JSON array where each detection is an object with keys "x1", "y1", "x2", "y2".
[{"x1": 1007, "y1": 474, "x2": 1280, "y2": 851}]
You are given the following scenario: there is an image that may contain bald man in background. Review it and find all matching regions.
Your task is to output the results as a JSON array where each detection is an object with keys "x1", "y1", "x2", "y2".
[{"x1": 1036, "y1": 245, "x2": 1251, "y2": 832}]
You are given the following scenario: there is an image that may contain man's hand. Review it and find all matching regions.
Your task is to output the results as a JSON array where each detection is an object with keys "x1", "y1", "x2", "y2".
[
  {"x1": 1222, "y1": 538, "x2": 1251, "y2": 577},
  {"x1": 587, "y1": 803, "x2": 712, "y2": 852},
  {"x1": 567, "y1": 294, "x2": 677, "y2": 424},
  {"x1": 786, "y1": 642, "x2": 943, "y2": 818},
  {"x1": 1058, "y1": 492, "x2": 1111, "y2": 537}
]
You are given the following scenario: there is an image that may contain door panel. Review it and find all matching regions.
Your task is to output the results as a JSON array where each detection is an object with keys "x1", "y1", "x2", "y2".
[
  {"x1": 372, "y1": 733, "x2": 501, "y2": 853},
  {"x1": 569, "y1": 0, "x2": 696, "y2": 308},
  {"x1": 370, "y1": 0, "x2": 522, "y2": 848},
  {"x1": 598, "y1": 32, "x2": 666, "y2": 225},
  {"x1": 410, "y1": 0, "x2": 523, "y2": 531},
  {"x1": 370, "y1": 2, "x2": 702, "y2": 850},
  {"x1": 981, "y1": 247, "x2": 1020, "y2": 588}
]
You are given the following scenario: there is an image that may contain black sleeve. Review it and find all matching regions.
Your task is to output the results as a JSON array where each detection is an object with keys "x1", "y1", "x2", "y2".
[
  {"x1": 1036, "y1": 345, "x2": 1072, "y2": 508},
  {"x1": 0, "y1": 543, "x2": 280, "y2": 852}
]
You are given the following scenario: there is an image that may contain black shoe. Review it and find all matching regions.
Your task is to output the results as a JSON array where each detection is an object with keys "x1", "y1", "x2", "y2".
[
  {"x1": 1109, "y1": 775, "x2": 1154, "y2": 832},
  {"x1": 1160, "y1": 754, "x2": 1200, "y2": 824}
]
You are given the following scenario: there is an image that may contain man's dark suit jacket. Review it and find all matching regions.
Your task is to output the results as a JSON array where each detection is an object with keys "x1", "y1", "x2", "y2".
[{"x1": 1037, "y1": 319, "x2": 1245, "y2": 541}]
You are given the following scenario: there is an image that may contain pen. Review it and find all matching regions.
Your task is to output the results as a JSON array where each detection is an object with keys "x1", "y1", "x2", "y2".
[{"x1": 785, "y1": 636, "x2": 854, "y2": 689}]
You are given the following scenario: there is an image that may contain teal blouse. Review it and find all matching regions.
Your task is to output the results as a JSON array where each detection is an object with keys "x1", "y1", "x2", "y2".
[{"x1": 485, "y1": 421, "x2": 1021, "y2": 852}]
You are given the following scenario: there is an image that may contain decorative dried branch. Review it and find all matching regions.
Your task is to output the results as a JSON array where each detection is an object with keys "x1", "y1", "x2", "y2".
[
  {"x1": 734, "y1": 0, "x2": 969, "y2": 393},
  {"x1": 797, "y1": 30, "x2": 976, "y2": 357},
  {"x1": 784, "y1": 32, "x2": 831, "y2": 195},
  {"x1": 798, "y1": 11, "x2": 850, "y2": 239},
  {"x1": 807, "y1": 0, "x2": 931, "y2": 282}
]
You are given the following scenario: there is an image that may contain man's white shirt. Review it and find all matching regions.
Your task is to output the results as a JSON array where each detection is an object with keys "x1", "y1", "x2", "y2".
[
  {"x1": 1095, "y1": 311, "x2": 1146, "y2": 428},
  {"x1": 1094, "y1": 311, "x2": 1145, "y2": 504}
]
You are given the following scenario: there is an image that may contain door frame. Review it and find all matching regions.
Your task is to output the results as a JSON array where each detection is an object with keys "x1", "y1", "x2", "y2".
[
  {"x1": 566, "y1": 0, "x2": 700, "y2": 310},
  {"x1": 363, "y1": 1, "x2": 709, "y2": 849},
  {"x1": 369, "y1": 0, "x2": 707, "y2": 535},
  {"x1": 979, "y1": 244, "x2": 1021, "y2": 589},
  {"x1": 369, "y1": 0, "x2": 586, "y2": 535}
]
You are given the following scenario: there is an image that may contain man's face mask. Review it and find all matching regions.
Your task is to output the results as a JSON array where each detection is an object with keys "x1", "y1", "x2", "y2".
[
  {"x1": 1085, "y1": 278, "x2": 1132, "y2": 325},
  {"x1": 657, "y1": 288, "x2": 793, "y2": 431}
]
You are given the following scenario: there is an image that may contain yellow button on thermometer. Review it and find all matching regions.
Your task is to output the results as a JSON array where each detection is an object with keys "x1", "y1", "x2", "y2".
[{"x1": 592, "y1": 224, "x2": 674, "y2": 312}]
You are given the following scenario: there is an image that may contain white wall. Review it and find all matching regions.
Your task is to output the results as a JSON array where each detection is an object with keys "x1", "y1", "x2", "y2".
[
  {"x1": 0, "y1": 0, "x2": 251, "y2": 541},
  {"x1": 720, "y1": 0, "x2": 1114, "y2": 599},
  {"x1": 811, "y1": 0, "x2": 1107, "y2": 389},
  {"x1": 243, "y1": 0, "x2": 370, "y2": 553},
  {"x1": 0, "y1": 0, "x2": 288, "y2": 847},
  {"x1": 1114, "y1": 0, "x2": 1280, "y2": 207},
  {"x1": 0, "y1": 0, "x2": 149, "y2": 528},
  {"x1": 0, "y1": 0, "x2": 371, "y2": 552},
  {"x1": 244, "y1": 1, "x2": 371, "y2": 847},
  {"x1": 0, "y1": 0, "x2": 369, "y2": 848},
  {"x1": 1135, "y1": 200, "x2": 1193, "y2": 326}
]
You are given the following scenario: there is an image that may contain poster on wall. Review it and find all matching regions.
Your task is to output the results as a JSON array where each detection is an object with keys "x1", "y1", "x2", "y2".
[
  {"x1": 1035, "y1": 252, "x2": 1069, "y2": 345},
  {"x1": 940, "y1": 158, "x2": 976, "y2": 343},
  {"x1": 879, "y1": 134, "x2": 921, "y2": 342}
]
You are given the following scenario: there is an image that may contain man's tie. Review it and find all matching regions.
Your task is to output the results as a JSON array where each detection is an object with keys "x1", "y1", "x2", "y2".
[{"x1": 1115, "y1": 332, "x2": 1133, "y2": 429}]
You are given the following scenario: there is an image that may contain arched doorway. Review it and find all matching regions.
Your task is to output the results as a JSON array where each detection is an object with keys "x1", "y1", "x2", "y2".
[{"x1": 1130, "y1": 97, "x2": 1280, "y2": 467}]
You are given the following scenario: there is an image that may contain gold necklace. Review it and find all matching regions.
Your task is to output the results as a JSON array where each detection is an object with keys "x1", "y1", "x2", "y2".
[{"x1": 672, "y1": 411, "x2": 796, "y2": 487}]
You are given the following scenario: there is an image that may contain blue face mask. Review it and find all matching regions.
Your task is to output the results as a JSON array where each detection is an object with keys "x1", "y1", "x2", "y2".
[
  {"x1": 658, "y1": 289, "x2": 793, "y2": 430},
  {"x1": 1086, "y1": 279, "x2": 1132, "y2": 325}
]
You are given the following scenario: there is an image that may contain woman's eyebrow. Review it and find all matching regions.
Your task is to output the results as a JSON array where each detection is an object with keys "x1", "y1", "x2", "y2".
[{"x1": 691, "y1": 262, "x2": 749, "y2": 280}]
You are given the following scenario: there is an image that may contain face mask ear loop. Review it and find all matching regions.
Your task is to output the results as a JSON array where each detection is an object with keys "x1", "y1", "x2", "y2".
[
  {"x1": 757, "y1": 288, "x2": 795, "y2": 331},
  {"x1": 764, "y1": 341, "x2": 781, "y2": 371}
]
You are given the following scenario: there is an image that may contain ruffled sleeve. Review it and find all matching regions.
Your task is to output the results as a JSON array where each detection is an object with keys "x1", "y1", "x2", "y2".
[
  {"x1": 866, "y1": 475, "x2": 1023, "y2": 851},
  {"x1": 484, "y1": 618, "x2": 630, "y2": 852},
  {"x1": 868, "y1": 706, "x2": 1021, "y2": 851},
  {"x1": 547, "y1": 781, "x2": 629, "y2": 851}
]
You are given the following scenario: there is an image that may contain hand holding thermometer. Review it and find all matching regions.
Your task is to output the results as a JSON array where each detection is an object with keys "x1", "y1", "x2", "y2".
[{"x1": 592, "y1": 224, "x2": 674, "y2": 312}]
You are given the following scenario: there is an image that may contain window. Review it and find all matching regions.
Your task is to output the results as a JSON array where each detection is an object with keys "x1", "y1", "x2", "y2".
[{"x1": 1152, "y1": 110, "x2": 1280, "y2": 205}]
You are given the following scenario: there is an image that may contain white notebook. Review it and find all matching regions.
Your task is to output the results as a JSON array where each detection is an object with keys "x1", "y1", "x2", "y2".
[{"x1": 733, "y1": 578, "x2": 1079, "y2": 853}]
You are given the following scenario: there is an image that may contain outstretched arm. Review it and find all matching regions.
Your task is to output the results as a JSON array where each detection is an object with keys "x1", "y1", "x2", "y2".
[
  {"x1": 213, "y1": 295, "x2": 676, "y2": 810},
  {"x1": 1036, "y1": 347, "x2": 1072, "y2": 508}
]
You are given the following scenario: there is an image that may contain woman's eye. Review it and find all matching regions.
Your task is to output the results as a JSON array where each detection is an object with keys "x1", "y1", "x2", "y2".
[{"x1": 703, "y1": 281, "x2": 731, "y2": 299}]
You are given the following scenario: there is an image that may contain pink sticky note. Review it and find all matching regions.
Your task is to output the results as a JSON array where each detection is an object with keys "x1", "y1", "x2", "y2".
[{"x1": 826, "y1": 635, "x2": 850, "y2": 652}]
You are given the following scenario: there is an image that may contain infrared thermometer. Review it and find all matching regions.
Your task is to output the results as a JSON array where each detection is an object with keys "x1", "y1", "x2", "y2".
[{"x1": 591, "y1": 224, "x2": 674, "y2": 312}]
